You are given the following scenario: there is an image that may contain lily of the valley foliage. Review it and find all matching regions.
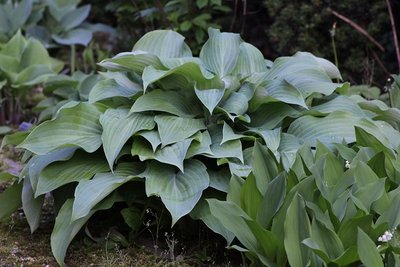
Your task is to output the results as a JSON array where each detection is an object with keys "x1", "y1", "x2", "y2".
[{"x1": 2, "y1": 29, "x2": 400, "y2": 266}]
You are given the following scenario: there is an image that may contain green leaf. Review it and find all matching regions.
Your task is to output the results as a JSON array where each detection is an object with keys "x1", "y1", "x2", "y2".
[
  {"x1": 130, "y1": 89, "x2": 200, "y2": 118},
  {"x1": 357, "y1": 228, "x2": 384, "y2": 267},
  {"x1": 22, "y1": 177, "x2": 44, "y2": 233},
  {"x1": 0, "y1": 182, "x2": 23, "y2": 221},
  {"x1": 132, "y1": 138, "x2": 193, "y2": 172},
  {"x1": 252, "y1": 141, "x2": 279, "y2": 193},
  {"x1": 144, "y1": 160, "x2": 209, "y2": 224},
  {"x1": 252, "y1": 79, "x2": 307, "y2": 108},
  {"x1": 200, "y1": 28, "x2": 242, "y2": 76},
  {"x1": 19, "y1": 102, "x2": 105, "y2": 155},
  {"x1": 88, "y1": 78, "x2": 142, "y2": 104},
  {"x1": 288, "y1": 111, "x2": 359, "y2": 146},
  {"x1": 209, "y1": 125, "x2": 243, "y2": 162},
  {"x1": 121, "y1": 207, "x2": 142, "y2": 231},
  {"x1": 232, "y1": 42, "x2": 266, "y2": 77},
  {"x1": 154, "y1": 115, "x2": 206, "y2": 147},
  {"x1": 190, "y1": 198, "x2": 235, "y2": 243},
  {"x1": 35, "y1": 151, "x2": 109, "y2": 196},
  {"x1": 133, "y1": 30, "x2": 192, "y2": 58},
  {"x1": 284, "y1": 194, "x2": 311, "y2": 267},
  {"x1": 376, "y1": 193, "x2": 400, "y2": 229},
  {"x1": 257, "y1": 173, "x2": 286, "y2": 228},
  {"x1": 196, "y1": 0, "x2": 208, "y2": 9},
  {"x1": 52, "y1": 28, "x2": 92, "y2": 46},
  {"x1": 98, "y1": 51, "x2": 164, "y2": 73},
  {"x1": 100, "y1": 108, "x2": 155, "y2": 169},
  {"x1": 51, "y1": 195, "x2": 118, "y2": 266},
  {"x1": 240, "y1": 174, "x2": 262, "y2": 219},
  {"x1": 72, "y1": 163, "x2": 144, "y2": 220},
  {"x1": 60, "y1": 4, "x2": 90, "y2": 31},
  {"x1": 194, "y1": 87, "x2": 225, "y2": 114}
]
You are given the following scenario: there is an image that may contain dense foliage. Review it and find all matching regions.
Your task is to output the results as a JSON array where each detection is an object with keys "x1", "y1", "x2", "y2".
[
  {"x1": 0, "y1": 31, "x2": 63, "y2": 125},
  {"x1": 1, "y1": 28, "x2": 400, "y2": 267}
]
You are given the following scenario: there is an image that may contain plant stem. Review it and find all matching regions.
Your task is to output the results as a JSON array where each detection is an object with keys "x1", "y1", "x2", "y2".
[
  {"x1": 386, "y1": 0, "x2": 400, "y2": 72},
  {"x1": 70, "y1": 45, "x2": 76, "y2": 74}
]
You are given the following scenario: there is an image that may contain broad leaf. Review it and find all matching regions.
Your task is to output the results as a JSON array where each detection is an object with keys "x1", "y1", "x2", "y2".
[
  {"x1": 357, "y1": 228, "x2": 384, "y2": 267},
  {"x1": 144, "y1": 160, "x2": 209, "y2": 225}
]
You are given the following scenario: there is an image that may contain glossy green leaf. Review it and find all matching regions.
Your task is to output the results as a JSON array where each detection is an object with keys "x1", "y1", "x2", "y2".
[
  {"x1": 88, "y1": 78, "x2": 142, "y2": 104},
  {"x1": 252, "y1": 141, "x2": 279, "y2": 193},
  {"x1": 22, "y1": 177, "x2": 44, "y2": 233}
]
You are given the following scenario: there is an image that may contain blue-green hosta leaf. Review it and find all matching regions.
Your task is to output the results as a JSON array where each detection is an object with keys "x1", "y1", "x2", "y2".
[
  {"x1": 35, "y1": 152, "x2": 109, "y2": 197},
  {"x1": 209, "y1": 125, "x2": 243, "y2": 163},
  {"x1": 142, "y1": 61, "x2": 215, "y2": 92},
  {"x1": 221, "y1": 122, "x2": 246, "y2": 144},
  {"x1": 309, "y1": 95, "x2": 365, "y2": 117},
  {"x1": 0, "y1": 182, "x2": 23, "y2": 221},
  {"x1": 100, "y1": 108, "x2": 155, "y2": 169},
  {"x1": 228, "y1": 147, "x2": 253, "y2": 177},
  {"x1": 52, "y1": 28, "x2": 93, "y2": 46},
  {"x1": 186, "y1": 130, "x2": 213, "y2": 158},
  {"x1": 60, "y1": 4, "x2": 90, "y2": 31},
  {"x1": 351, "y1": 179, "x2": 386, "y2": 212},
  {"x1": 284, "y1": 194, "x2": 311, "y2": 267},
  {"x1": 132, "y1": 138, "x2": 193, "y2": 172},
  {"x1": 357, "y1": 228, "x2": 384, "y2": 267},
  {"x1": 21, "y1": 147, "x2": 78, "y2": 191},
  {"x1": 137, "y1": 130, "x2": 161, "y2": 152},
  {"x1": 248, "y1": 102, "x2": 300, "y2": 129},
  {"x1": 154, "y1": 115, "x2": 206, "y2": 147},
  {"x1": 288, "y1": 111, "x2": 360, "y2": 146},
  {"x1": 98, "y1": 51, "x2": 164, "y2": 73},
  {"x1": 232, "y1": 42, "x2": 267, "y2": 78},
  {"x1": 133, "y1": 30, "x2": 192, "y2": 58},
  {"x1": 194, "y1": 87, "x2": 225, "y2": 114},
  {"x1": 251, "y1": 79, "x2": 307, "y2": 109},
  {"x1": 12, "y1": 65, "x2": 55, "y2": 87},
  {"x1": 200, "y1": 28, "x2": 242, "y2": 77},
  {"x1": 88, "y1": 78, "x2": 142, "y2": 104},
  {"x1": 246, "y1": 127, "x2": 281, "y2": 157},
  {"x1": 130, "y1": 89, "x2": 200, "y2": 118},
  {"x1": 9, "y1": 0, "x2": 32, "y2": 33},
  {"x1": 19, "y1": 102, "x2": 105, "y2": 155},
  {"x1": 22, "y1": 177, "x2": 44, "y2": 233},
  {"x1": 144, "y1": 160, "x2": 209, "y2": 225},
  {"x1": 285, "y1": 69, "x2": 344, "y2": 97},
  {"x1": 51, "y1": 194, "x2": 118, "y2": 266},
  {"x1": 208, "y1": 168, "x2": 230, "y2": 193},
  {"x1": 72, "y1": 163, "x2": 144, "y2": 220},
  {"x1": 314, "y1": 56, "x2": 342, "y2": 80}
]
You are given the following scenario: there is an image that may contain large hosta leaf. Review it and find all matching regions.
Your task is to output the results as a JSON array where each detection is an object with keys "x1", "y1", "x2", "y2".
[
  {"x1": 22, "y1": 177, "x2": 44, "y2": 233},
  {"x1": 88, "y1": 78, "x2": 142, "y2": 104},
  {"x1": 51, "y1": 194, "x2": 118, "y2": 266},
  {"x1": 100, "y1": 108, "x2": 155, "y2": 169},
  {"x1": 19, "y1": 102, "x2": 105, "y2": 155},
  {"x1": 200, "y1": 28, "x2": 242, "y2": 77},
  {"x1": 130, "y1": 89, "x2": 200, "y2": 118},
  {"x1": 72, "y1": 163, "x2": 144, "y2": 220},
  {"x1": 0, "y1": 182, "x2": 23, "y2": 221},
  {"x1": 144, "y1": 160, "x2": 209, "y2": 224},
  {"x1": 98, "y1": 51, "x2": 164, "y2": 73},
  {"x1": 132, "y1": 30, "x2": 192, "y2": 58},
  {"x1": 232, "y1": 42, "x2": 267, "y2": 77},
  {"x1": 154, "y1": 115, "x2": 206, "y2": 147},
  {"x1": 132, "y1": 138, "x2": 194, "y2": 172},
  {"x1": 35, "y1": 151, "x2": 109, "y2": 196},
  {"x1": 209, "y1": 125, "x2": 243, "y2": 163}
]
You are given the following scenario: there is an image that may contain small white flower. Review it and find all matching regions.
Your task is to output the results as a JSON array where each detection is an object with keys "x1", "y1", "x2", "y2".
[
  {"x1": 345, "y1": 160, "x2": 351, "y2": 169},
  {"x1": 378, "y1": 230, "x2": 393, "y2": 242}
]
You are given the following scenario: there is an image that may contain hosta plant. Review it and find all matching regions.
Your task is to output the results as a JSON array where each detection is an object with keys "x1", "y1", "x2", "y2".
[
  {"x1": 0, "y1": 30, "x2": 63, "y2": 125},
  {"x1": 1, "y1": 28, "x2": 400, "y2": 266}
]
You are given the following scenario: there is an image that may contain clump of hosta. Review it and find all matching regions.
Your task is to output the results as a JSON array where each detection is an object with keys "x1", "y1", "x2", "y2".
[{"x1": 2, "y1": 28, "x2": 400, "y2": 266}]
